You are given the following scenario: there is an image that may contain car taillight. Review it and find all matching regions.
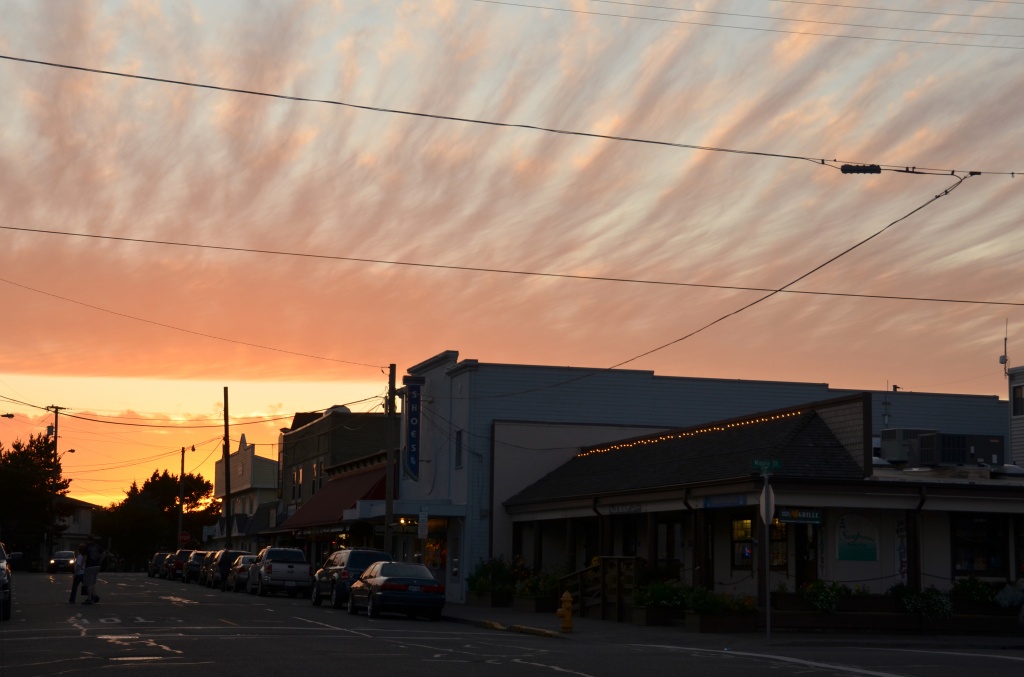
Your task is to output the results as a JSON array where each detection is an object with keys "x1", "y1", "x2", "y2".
[
  {"x1": 381, "y1": 582, "x2": 408, "y2": 591},
  {"x1": 341, "y1": 571, "x2": 350, "y2": 579},
  {"x1": 266, "y1": 564, "x2": 273, "y2": 574}
]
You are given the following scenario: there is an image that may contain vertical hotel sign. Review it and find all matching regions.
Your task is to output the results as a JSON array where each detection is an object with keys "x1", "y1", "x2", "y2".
[{"x1": 402, "y1": 376, "x2": 426, "y2": 481}]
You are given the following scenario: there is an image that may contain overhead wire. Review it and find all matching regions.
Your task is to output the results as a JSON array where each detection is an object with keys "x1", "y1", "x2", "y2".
[
  {"x1": 2, "y1": 238, "x2": 1021, "y2": 309},
  {"x1": 475, "y1": 0, "x2": 1024, "y2": 50},
  {"x1": 590, "y1": 0, "x2": 1024, "y2": 39}
]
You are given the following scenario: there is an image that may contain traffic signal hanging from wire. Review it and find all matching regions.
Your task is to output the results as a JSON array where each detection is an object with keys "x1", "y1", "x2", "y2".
[{"x1": 841, "y1": 164, "x2": 882, "y2": 174}]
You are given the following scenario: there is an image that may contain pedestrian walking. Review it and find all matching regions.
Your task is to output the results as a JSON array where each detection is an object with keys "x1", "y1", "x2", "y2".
[
  {"x1": 68, "y1": 544, "x2": 87, "y2": 603},
  {"x1": 82, "y1": 535, "x2": 103, "y2": 605}
]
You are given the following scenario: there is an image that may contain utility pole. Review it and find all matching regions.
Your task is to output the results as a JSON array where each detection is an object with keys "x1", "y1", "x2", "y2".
[
  {"x1": 384, "y1": 365, "x2": 396, "y2": 553},
  {"x1": 177, "y1": 446, "x2": 194, "y2": 543},
  {"x1": 223, "y1": 386, "x2": 232, "y2": 549},
  {"x1": 47, "y1": 405, "x2": 67, "y2": 552}
]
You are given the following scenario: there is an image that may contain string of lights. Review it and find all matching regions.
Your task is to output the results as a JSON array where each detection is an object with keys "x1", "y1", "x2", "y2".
[{"x1": 577, "y1": 410, "x2": 804, "y2": 457}]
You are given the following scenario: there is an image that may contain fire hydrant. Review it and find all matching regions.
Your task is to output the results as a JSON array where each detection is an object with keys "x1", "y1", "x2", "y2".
[{"x1": 556, "y1": 591, "x2": 573, "y2": 633}]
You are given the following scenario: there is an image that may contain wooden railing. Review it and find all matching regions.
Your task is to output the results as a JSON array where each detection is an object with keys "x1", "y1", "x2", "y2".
[{"x1": 558, "y1": 556, "x2": 640, "y2": 622}]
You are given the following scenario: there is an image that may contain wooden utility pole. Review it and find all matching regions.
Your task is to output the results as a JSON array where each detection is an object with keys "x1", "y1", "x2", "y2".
[
  {"x1": 223, "y1": 386, "x2": 232, "y2": 549},
  {"x1": 384, "y1": 365, "x2": 396, "y2": 553}
]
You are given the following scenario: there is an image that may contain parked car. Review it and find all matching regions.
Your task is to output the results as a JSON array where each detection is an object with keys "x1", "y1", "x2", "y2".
[
  {"x1": 226, "y1": 554, "x2": 256, "y2": 592},
  {"x1": 346, "y1": 561, "x2": 445, "y2": 620},
  {"x1": 183, "y1": 550, "x2": 207, "y2": 583},
  {"x1": 311, "y1": 548, "x2": 392, "y2": 608},
  {"x1": 0, "y1": 543, "x2": 21, "y2": 622},
  {"x1": 153, "y1": 553, "x2": 174, "y2": 577},
  {"x1": 247, "y1": 547, "x2": 312, "y2": 597},
  {"x1": 148, "y1": 552, "x2": 170, "y2": 578},
  {"x1": 197, "y1": 551, "x2": 218, "y2": 586},
  {"x1": 166, "y1": 549, "x2": 193, "y2": 580},
  {"x1": 209, "y1": 550, "x2": 249, "y2": 589},
  {"x1": 48, "y1": 550, "x2": 76, "y2": 574}
]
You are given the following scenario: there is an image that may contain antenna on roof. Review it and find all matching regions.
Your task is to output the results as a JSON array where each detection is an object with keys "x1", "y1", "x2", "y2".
[{"x1": 999, "y1": 319, "x2": 1009, "y2": 378}]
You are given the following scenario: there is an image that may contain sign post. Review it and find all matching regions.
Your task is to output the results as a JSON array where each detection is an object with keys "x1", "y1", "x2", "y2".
[{"x1": 752, "y1": 459, "x2": 780, "y2": 642}]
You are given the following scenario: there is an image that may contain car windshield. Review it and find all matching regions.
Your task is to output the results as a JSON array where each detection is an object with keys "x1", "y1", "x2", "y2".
[
  {"x1": 54, "y1": 551, "x2": 75, "y2": 558},
  {"x1": 380, "y1": 563, "x2": 432, "y2": 579},
  {"x1": 348, "y1": 551, "x2": 388, "y2": 568},
  {"x1": 268, "y1": 550, "x2": 305, "y2": 563}
]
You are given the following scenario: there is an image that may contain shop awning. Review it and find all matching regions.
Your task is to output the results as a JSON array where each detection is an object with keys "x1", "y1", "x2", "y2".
[{"x1": 278, "y1": 467, "x2": 386, "y2": 531}]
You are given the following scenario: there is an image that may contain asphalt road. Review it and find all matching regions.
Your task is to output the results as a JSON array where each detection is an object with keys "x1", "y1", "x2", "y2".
[{"x1": 1, "y1": 572, "x2": 1023, "y2": 677}]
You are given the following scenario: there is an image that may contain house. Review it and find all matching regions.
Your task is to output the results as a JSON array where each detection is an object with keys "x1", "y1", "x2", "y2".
[{"x1": 207, "y1": 434, "x2": 278, "y2": 553}]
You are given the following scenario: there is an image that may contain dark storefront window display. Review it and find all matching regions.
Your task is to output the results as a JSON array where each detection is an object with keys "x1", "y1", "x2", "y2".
[
  {"x1": 951, "y1": 514, "x2": 1008, "y2": 576},
  {"x1": 732, "y1": 519, "x2": 753, "y2": 568},
  {"x1": 770, "y1": 520, "x2": 788, "y2": 570}
]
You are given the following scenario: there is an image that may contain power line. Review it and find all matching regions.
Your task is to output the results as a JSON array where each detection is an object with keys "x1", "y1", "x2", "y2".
[
  {"x1": 3, "y1": 231, "x2": 1021, "y2": 309},
  {"x1": 591, "y1": 0, "x2": 1024, "y2": 39},
  {"x1": 0, "y1": 54, "x2": 1015, "y2": 176},
  {"x1": 475, "y1": 0, "x2": 1024, "y2": 50},
  {"x1": 0, "y1": 274, "x2": 383, "y2": 369},
  {"x1": 766, "y1": 0, "x2": 1024, "y2": 22}
]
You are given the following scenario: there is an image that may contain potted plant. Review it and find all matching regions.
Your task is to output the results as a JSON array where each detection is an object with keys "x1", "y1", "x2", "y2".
[
  {"x1": 514, "y1": 568, "x2": 564, "y2": 613},
  {"x1": 466, "y1": 556, "x2": 519, "y2": 607},
  {"x1": 631, "y1": 579, "x2": 685, "y2": 625},
  {"x1": 684, "y1": 587, "x2": 757, "y2": 633}
]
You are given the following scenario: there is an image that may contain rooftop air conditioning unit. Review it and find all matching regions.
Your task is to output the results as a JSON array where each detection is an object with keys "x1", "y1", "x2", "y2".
[
  {"x1": 917, "y1": 433, "x2": 1004, "y2": 466},
  {"x1": 880, "y1": 429, "x2": 935, "y2": 463}
]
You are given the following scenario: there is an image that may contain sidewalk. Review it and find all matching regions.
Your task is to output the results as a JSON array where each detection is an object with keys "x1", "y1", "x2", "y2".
[{"x1": 441, "y1": 603, "x2": 1024, "y2": 652}]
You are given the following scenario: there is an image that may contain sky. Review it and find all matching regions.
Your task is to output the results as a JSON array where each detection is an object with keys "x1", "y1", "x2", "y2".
[{"x1": 1, "y1": 1, "x2": 1022, "y2": 507}]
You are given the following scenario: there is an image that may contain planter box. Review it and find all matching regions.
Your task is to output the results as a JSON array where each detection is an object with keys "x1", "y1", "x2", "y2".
[
  {"x1": 696, "y1": 613, "x2": 757, "y2": 633},
  {"x1": 466, "y1": 591, "x2": 513, "y2": 607},
  {"x1": 514, "y1": 596, "x2": 559, "y2": 613},
  {"x1": 837, "y1": 595, "x2": 901, "y2": 613},
  {"x1": 772, "y1": 592, "x2": 814, "y2": 612}
]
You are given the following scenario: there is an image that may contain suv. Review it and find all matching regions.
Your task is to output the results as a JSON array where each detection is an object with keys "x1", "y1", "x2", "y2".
[
  {"x1": 208, "y1": 549, "x2": 249, "y2": 589},
  {"x1": 247, "y1": 547, "x2": 311, "y2": 597},
  {"x1": 148, "y1": 552, "x2": 171, "y2": 578},
  {"x1": 311, "y1": 548, "x2": 392, "y2": 609},
  {"x1": 183, "y1": 550, "x2": 207, "y2": 583},
  {"x1": 166, "y1": 549, "x2": 193, "y2": 580}
]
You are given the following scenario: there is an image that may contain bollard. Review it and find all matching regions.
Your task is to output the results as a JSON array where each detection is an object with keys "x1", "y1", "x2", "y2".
[{"x1": 555, "y1": 590, "x2": 573, "y2": 633}]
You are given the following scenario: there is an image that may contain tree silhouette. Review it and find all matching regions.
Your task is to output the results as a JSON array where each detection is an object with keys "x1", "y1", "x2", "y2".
[{"x1": 0, "y1": 432, "x2": 69, "y2": 565}]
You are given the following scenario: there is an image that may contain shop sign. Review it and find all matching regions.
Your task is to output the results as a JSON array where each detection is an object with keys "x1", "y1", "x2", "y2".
[{"x1": 776, "y1": 507, "x2": 823, "y2": 524}]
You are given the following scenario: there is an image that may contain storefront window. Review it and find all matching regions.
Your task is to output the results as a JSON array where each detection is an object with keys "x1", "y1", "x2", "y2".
[
  {"x1": 951, "y1": 514, "x2": 1008, "y2": 576},
  {"x1": 731, "y1": 518, "x2": 753, "y2": 569},
  {"x1": 770, "y1": 520, "x2": 788, "y2": 570}
]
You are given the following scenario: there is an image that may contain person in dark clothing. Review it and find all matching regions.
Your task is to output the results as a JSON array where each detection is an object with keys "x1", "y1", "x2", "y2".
[
  {"x1": 69, "y1": 544, "x2": 87, "y2": 603},
  {"x1": 82, "y1": 535, "x2": 103, "y2": 605}
]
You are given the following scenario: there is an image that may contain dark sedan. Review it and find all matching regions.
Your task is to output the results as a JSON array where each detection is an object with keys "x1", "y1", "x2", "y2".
[
  {"x1": 48, "y1": 550, "x2": 76, "y2": 574},
  {"x1": 346, "y1": 561, "x2": 445, "y2": 620}
]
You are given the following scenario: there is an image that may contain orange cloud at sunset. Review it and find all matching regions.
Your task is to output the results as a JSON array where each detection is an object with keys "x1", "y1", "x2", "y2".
[{"x1": 1, "y1": 2, "x2": 1021, "y2": 504}]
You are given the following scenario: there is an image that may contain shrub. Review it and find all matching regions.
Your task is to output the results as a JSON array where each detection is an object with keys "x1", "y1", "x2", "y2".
[
  {"x1": 800, "y1": 580, "x2": 849, "y2": 613},
  {"x1": 951, "y1": 576, "x2": 995, "y2": 603},
  {"x1": 994, "y1": 584, "x2": 1024, "y2": 609},
  {"x1": 684, "y1": 587, "x2": 756, "y2": 615},
  {"x1": 466, "y1": 556, "x2": 521, "y2": 597},
  {"x1": 635, "y1": 580, "x2": 686, "y2": 608},
  {"x1": 901, "y1": 587, "x2": 953, "y2": 619}
]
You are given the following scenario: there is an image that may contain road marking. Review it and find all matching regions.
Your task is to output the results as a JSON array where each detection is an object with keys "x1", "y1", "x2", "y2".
[
  {"x1": 636, "y1": 646, "x2": 904, "y2": 677},
  {"x1": 876, "y1": 648, "x2": 1024, "y2": 663},
  {"x1": 293, "y1": 616, "x2": 373, "y2": 637}
]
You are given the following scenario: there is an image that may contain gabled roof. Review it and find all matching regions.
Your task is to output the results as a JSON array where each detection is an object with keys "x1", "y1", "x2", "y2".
[
  {"x1": 504, "y1": 410, "x2": 863, "y2": 507},
  {"x1": 277, "y1": 467, "x2": 386, "y2": 531}
]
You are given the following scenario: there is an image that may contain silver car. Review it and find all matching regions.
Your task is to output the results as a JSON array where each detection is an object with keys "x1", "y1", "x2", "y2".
[{"x1": 226, "y1": 554, "x2": 256, "y2": 592}]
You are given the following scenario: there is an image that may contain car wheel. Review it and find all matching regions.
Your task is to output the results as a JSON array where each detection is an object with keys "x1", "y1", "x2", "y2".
[
  {"x1": 428, "y1": 610, "x2": 441, "y2": 621},
  {"x1": 346, "y1": 594, "x2": 358, "y2": 615},
  {"x1": 247, "y1": 579, "x2": 255, "y2": 595},
  {"x1": 330, "y1": 583, "x2": 343, "y2": 609},
  {"x1": 367, "y1": 594, "x2": 380, "y2": 618},
  {"x1": 1, "y1": 600, "x2": 11, "y2": 622},
  {"x1": 258, "y1": 578, "x2": 268, "y2": 597},
  {"x1": 311, "y1": 583, "x2": 322, "y2": 606}
]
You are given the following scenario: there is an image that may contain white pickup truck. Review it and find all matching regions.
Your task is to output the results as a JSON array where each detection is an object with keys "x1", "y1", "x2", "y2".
[{"x1": 247, "y1": 547, "x2": 313, "y2": 597}]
